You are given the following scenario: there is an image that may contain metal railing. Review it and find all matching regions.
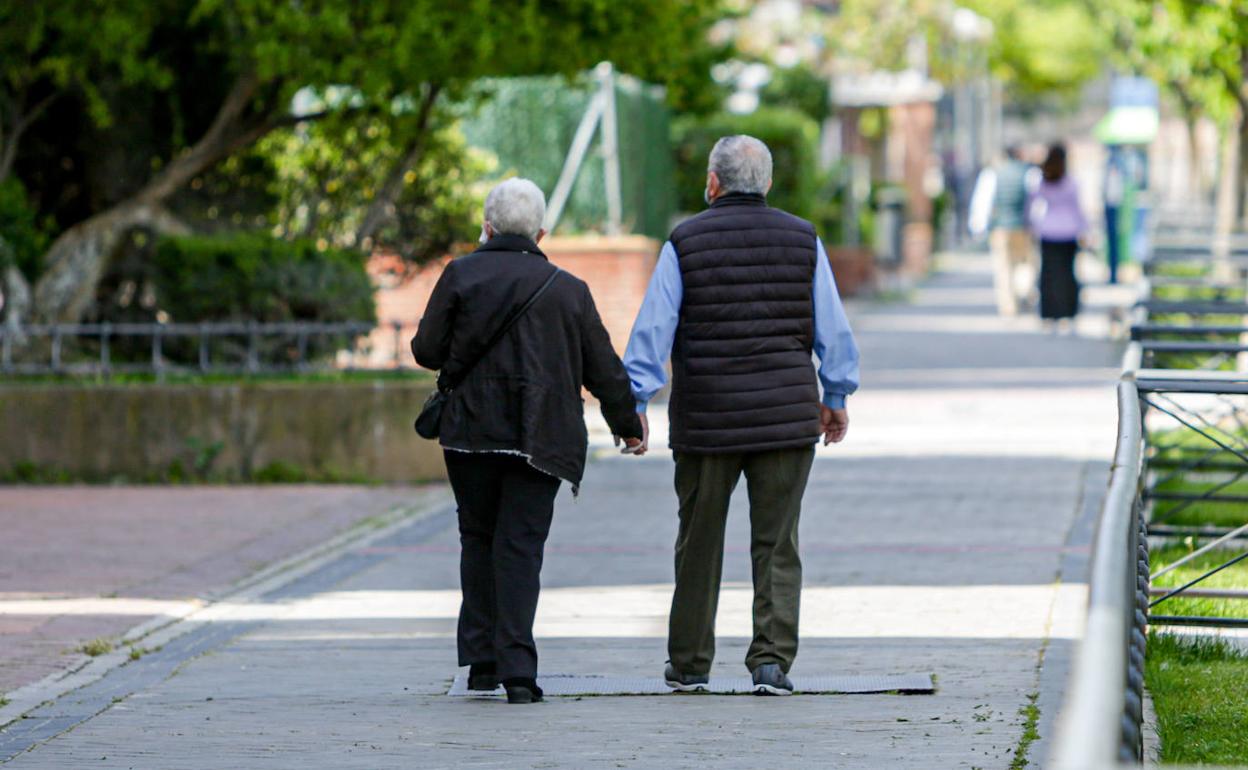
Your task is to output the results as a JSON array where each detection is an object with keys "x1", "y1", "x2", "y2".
[
  {"x1": 0, "y1": 320, "x2": 419, "y2": 375},
  {"x1": 1052, "y1": 379, "x2": 1148, "y2": 768},
  {"x1": 1055, "y1": 220, "x2": 1248, "y2": 768}
]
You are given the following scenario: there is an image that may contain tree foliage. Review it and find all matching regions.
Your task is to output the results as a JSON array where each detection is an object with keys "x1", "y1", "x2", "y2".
[
  {"x1": 1097, "y1": 0, "x2": 1236, "y2": 120},
  {"x1": 260, "y1": 117, "x2": 496, "y2": 265},
  {"x1": 0, "y1": 0, "x2": 171, "y2": 183},
  {"x1": 2, "y1": 0, "x2": 728, "y2": 324},
  {"x1": 963, "y1": 0, "x2": 1106, "y2": 100},
  {"x1": 825, "y1": 0, "x2": 1107, "y2": 102}
]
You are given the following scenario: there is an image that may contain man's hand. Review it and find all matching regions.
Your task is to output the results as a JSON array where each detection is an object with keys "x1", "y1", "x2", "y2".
[{"x1": 820, "y1": 405, "x2": 848, "y2": 445}]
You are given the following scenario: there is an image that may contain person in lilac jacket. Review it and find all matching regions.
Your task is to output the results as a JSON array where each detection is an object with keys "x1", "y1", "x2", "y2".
[{"x1": 1029, "y1": 143, "x2": 1087, "y2": 327}]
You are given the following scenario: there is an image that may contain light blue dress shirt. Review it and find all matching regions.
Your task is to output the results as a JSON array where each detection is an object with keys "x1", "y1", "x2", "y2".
[{"x1": 623, "y1": 237, "x2": 860, "y2": 413}]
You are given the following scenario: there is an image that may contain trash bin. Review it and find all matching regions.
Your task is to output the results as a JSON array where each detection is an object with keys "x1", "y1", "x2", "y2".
[{"x1": 873, "y1": 186, "x2": 907, "y2": 268}]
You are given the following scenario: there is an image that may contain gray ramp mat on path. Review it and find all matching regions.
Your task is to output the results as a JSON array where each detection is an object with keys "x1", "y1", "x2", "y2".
[{"x1": 448, "y1": 672, "x2": 935, "y2": 696}]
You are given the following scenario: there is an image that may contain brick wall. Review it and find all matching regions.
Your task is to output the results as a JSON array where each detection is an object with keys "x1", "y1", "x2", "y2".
[
  {"x1": 366, "y1": 236, "x2": 661, "y2": 369},
  {"x1": 540, "y1": 236, "x2": 660, "y2": 355}
]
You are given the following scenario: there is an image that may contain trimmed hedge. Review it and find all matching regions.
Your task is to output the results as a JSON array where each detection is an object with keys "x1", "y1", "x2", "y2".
[{"x1": 152, "y1": 232, "x2": 375, "y2": 324}]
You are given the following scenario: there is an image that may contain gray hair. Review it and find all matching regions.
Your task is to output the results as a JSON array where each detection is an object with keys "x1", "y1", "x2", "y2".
[
  {"x1": 708, "y1": 135, "x2": 773, "y2": 195},
  {"x1": 484, "y1": 178, "x2": 546, "y2": 240}
]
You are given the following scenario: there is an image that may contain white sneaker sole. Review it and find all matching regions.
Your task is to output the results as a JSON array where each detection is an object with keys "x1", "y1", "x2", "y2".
[
  {"x1": 665, "y1": 680, "x2": 710, "y2": 693},
  {"x1": 753, "y1": 684, "x2": 793, "y2": 696}
]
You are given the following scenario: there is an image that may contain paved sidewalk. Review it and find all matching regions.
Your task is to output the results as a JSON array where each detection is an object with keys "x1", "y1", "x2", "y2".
[
  {"x1": 0, "y1": 486, "x2": 442, "y2": 695},
  {"x1": 1, "y1": 253, "x2": 1126, "y2": 768}
]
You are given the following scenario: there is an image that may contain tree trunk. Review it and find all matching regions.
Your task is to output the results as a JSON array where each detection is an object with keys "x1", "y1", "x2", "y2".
[
  {"x1": 1213, "y1": 114, "x2": 1240, "y2": 281},
  {"x1": 1172, "y1": 84, "x2": 1205, "y2": 201},
  {"x1": 1186, "y1": 115, "x2": 1205, "y2": 201},
  {"x1": 28, "y1": 73, "x2": 273, "y2": 323},
  {"x1": 353, "y1": 84, "x2": 442, "y2": 250},
  {"x1": 1239, "y1": 105, "x2": 1248, "y2": 229},
  {"x1": 22, "y1": 67, "x2": 340, "y2": 324},
  {"x1": 1240, "y1": 52, "x2": 1248, "y2": 229},
  {"x1": 0, "y1": 91, "x2": 59, "y2": 185},
  {"x1": 30, "y1": 203, "x2": 189, "y2": 323},
  {"x1": 1, "y1": 238, "x2": 32, "y2": 343}
]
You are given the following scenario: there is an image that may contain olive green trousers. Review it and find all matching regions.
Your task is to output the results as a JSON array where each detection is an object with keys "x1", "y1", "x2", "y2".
[{"x1": 667, "y1": 445, "x2": 816, "y2": 676}]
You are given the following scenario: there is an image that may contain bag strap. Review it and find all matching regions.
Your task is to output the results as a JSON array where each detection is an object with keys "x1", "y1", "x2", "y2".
[{"x1": 442, "y1": 266, "x2": 561, "y2": 392}]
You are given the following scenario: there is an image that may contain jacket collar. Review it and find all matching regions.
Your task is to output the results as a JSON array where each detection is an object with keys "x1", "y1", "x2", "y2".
[
  {"x1": 709, "y1": 191, "x2": 768, "y2": 209},
  {"x1": 475, "y1": 233, "x2": 548, "y2": 259}
]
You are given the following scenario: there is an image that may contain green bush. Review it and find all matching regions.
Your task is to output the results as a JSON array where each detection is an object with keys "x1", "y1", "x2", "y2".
[
  {"x1": 0, "y1": 178, "x2": 52, "y2": 281},
  {"x1": 672, "y1": 107, "x2": 820, "y2": 221},
  {"x1": 151, "y1": 232, "x2": 375, "y2": 323},
  {"x1": 252, "y1": 460, "x2": 310, "y2": 483}
]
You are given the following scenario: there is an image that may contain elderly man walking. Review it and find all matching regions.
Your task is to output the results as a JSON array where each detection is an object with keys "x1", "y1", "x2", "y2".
[
  {"x1": 413, "y1": 178, "x2": 643, "y2": 704},
  {"x1": 624, "y1": 136, "x2": 859, "y2": 695}
]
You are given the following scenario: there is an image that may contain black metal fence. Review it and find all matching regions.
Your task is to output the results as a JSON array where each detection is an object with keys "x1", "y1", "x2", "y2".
[
  {"x1": 1054, "y1": 217, "x2": 1248, "y2": 768},
  {"x1": 0, "y1": 321, "x2": 418, "y2": 375}
]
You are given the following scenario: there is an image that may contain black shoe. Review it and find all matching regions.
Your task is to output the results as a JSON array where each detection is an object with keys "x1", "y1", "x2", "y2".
[
  {"x1": 751, "y1": 663, "x2": 793, "y2": 696},
  {"x1": 503, "y1": 677, "x2": 544, "y2": 704},
  {"x1": 663, "y1": 662, "x2": 710, "y2": 693},
  {"x1": 467, "y1": 662, "x2": 498, "y2": 692}
]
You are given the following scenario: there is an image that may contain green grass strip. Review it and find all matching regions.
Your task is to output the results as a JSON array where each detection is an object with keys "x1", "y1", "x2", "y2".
[
  {"x1": 1150, "y1": 544, "x2": 1248, "y2": 620},
  {"x1": 1146, "y1": 632, "x2": 1248, "y2": 765},
  {"x1": 1150, "y1": 475, "x2": 1248, "y2": 528}
]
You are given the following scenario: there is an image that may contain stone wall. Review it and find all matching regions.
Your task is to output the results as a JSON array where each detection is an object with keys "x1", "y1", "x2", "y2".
[{"x1": 0, "y1": 381, "x2": 446, "y2": 483}]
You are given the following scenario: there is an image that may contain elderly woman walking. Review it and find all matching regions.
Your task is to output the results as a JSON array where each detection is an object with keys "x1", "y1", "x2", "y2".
[
  {"x1": 1030, "y1": 143, "x2": 1087, "y2": 331},
  {"x1": 412, "y1": 178, "x2": 643, "y2": 704}
]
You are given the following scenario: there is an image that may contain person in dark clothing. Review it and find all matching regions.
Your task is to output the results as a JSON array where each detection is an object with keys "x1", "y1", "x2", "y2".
[
  {"x1": 412, "y1": 178, "x2": 643, "y2": 704},
  {"x1": 624, "y1": 136, "x2": 860, "y2": 695},
  {"x1": 1029, "y1": 143, "x2": 1087, "y2": 330}
]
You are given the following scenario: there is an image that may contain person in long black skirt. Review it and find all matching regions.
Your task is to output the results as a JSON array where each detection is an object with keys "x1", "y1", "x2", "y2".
[{"x1": 1029, "y1": 143, "x2": 1087, "y2": 332}]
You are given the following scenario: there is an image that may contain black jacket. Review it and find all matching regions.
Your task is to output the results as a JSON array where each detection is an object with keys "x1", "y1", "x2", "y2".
[
  {"x1": 667, "y1": 192, "x2": 821, "y2": 453},
  {"x1": 412, "y1": 234, "x2": 642, "y2": 490}
]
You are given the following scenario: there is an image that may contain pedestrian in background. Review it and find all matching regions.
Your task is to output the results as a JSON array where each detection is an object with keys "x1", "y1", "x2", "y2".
[
  {"x1": 412, "y1": 178, "x2": 643, "y2": 704},
  {"x1": 1029, "y1": 143, "x2": 1087, "y2": 331},
  {"x1": 624, "y1": 135, "x2": 859, "y2": 696},
  {"x1": 987, "y1": 145, "x2": 1037, "y2": 315}
]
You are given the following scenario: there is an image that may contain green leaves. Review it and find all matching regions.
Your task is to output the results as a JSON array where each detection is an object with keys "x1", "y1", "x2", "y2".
[
  {"x1": 0, "y1": 178, "x2": 51, "y2": 280},
  {"x1": 1, "y1": 0, "x2": 172, "y2": 129}
]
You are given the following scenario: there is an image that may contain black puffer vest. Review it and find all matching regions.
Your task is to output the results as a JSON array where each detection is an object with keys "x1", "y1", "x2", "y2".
[{"x1": 668, "y1": 192, "x2": 821, "y2": 453}]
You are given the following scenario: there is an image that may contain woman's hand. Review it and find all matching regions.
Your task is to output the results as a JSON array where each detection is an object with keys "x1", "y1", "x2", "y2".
[{"x1": 615, "y1": 413, "x2": 648, "y2": 455}]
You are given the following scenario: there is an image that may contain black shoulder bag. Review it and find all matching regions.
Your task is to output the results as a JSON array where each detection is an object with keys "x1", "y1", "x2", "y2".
[{"x1": 414, "y1": 266, "x2": 562, "y2": 439}]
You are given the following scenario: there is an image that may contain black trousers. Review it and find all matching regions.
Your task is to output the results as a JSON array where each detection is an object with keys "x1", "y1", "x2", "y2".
[
  {"x1": 444, "y1": 450, "x2": 561, "y2": 680},
  {"x1": 1038, "y1": 239, "x2": 1080, "y2": 319}
]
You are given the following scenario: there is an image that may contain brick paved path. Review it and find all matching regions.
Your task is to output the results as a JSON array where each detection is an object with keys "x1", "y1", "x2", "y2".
[
  {"x1": 1, "y1": 254, "x2": 1129, "y2": 768},
  {"x1": 0, "y1": 486, "x2": 439, "y2": 695}
]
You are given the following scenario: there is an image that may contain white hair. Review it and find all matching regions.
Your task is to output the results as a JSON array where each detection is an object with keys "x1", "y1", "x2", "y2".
[
  {"x1": 708, "y1": 135, "x2": 773, "y2": 195},
  {"x1": 484, "y1": 178, "x2": 546, "y2": 240}
]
